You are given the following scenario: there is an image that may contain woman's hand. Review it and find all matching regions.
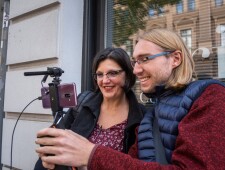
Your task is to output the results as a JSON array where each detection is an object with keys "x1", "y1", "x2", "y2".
[{"x1": 35, "y1": 128, "x2": 95, "y2": 168}]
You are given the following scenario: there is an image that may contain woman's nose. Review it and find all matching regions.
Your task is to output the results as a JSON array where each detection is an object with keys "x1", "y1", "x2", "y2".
[{"x1": 102, "y1": 75, "x2": 110, "y2": 83}]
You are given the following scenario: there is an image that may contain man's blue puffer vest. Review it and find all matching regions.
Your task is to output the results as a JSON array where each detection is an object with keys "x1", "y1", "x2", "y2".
[{"x1": 138, "y1": 79, "x2": 225, "y2": 163}]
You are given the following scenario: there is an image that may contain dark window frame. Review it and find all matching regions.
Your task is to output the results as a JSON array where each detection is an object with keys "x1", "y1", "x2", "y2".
[{"x1": 81, "y1": 0, "x2": 106, "y2": 91}]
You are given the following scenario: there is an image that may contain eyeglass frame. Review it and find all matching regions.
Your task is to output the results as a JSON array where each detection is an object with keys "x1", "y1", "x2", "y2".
[
  {"x1": 93, "y1": 69, "x2": 124, "y2": 81},
  {"x1": 130, "y1": 51, "x2": 175, "y2": 67}
]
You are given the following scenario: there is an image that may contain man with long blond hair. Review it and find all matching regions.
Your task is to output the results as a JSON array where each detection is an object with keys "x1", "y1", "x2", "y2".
[{"x1": 36, "y1": 28, "x2": 225, "y2": 169}]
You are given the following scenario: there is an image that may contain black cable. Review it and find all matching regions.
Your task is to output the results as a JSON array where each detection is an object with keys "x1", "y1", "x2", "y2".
[{"x1": 10, "y1": 96, "x2": 42, "y2": 170}]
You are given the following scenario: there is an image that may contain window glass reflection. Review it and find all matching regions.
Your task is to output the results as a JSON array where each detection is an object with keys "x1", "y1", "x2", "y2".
[{"x1": 105, "y1": 0, "x2": 225, "y2": 89}]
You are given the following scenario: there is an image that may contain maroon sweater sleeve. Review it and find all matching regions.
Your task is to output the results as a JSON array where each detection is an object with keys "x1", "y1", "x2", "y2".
[{"x1": 88, "y1": 84, "x2": 225, "y2": 170}]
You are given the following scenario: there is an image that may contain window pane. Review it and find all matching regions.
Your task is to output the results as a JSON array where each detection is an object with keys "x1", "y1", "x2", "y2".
[
  {"x1": 221, "y1": 24, "x2": 225, "y2": 46},
  {"x1": 176, "y1": 2, "x2": 183, "y2": 14},
  {"x1": 105, "y1": 0, "x2": 225, "y2": 99},
  {"x1": 188, "y1": 0, "x2": 195, "y2": 11},
  {"x1": 215, "y1": 0, "x2": 223, "y2": 6},
  {"x1": 149, "y1": 8, "x2": 154, "y2": 17},
  {"x1": 181, "y1": 29, "x2": 192, "y2": 50},
  {"x1": 158, "y1": 7, "x2": 165, "y2": 16}
]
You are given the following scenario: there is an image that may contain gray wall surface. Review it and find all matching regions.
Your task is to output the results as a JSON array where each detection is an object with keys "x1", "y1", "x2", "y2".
[{"x1": 1, "y1": 0, "x2": 84, "y2": 169}]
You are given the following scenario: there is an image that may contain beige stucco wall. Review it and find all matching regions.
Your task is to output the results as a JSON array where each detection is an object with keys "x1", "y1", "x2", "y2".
[{"x1": 1, "y1": 0, "x2": 84, "y2": 169}]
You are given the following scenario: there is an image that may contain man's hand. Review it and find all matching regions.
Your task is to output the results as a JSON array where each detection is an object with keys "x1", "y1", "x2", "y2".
[{"x1": 35, "y1": 128, "x2": 95, "y2": 168}]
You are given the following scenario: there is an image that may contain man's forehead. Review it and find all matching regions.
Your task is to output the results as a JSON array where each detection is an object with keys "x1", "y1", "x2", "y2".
[{"x1": 133, "y1": 40, "x2": 162, "y2": 57}]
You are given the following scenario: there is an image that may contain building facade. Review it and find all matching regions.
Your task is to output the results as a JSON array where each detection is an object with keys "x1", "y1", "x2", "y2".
[
  {"x1": 131, "y1": 0, "x2": 225, "y2": 102},
  {"x1": 142, "y1": 0, "x2": 225, "y2": 81}
]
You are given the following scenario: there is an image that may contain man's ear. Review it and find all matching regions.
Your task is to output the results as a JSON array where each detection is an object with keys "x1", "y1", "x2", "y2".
[{"x1": 171, "y1": 51, "x2": 182, "y2": 69}]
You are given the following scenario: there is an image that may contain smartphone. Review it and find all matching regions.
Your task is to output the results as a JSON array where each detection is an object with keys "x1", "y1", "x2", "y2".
[{"x1": 41, "y1": 83, "x2": 77, "y2": 109}]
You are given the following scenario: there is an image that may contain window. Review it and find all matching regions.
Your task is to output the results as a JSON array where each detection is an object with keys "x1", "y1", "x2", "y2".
[
  {"x1": 176, "y1": 1, "x2": 183, "y2": 14},
  {"x1": 180, "y1": 29, "x2": 192, "y2": 51},
  {"x1": 149, "y1": 8, "x2": 155, "y2": 17},
  {"x1": 221, "y1": 24, "x2": 225, "y2": 46},
  {"x1": 158, "y1": 7, "x2": 165, "y2": 16},
  {"x1": 105, "y1": 0, "x2": 225, "y2": 91},
  {"x1": 149, "y1": 7, "x2": 164, "y2": 17},
  {"x1": 215, "y1": 0, "x2": 223, "y2": 6},
  {"x1": 188, "y1": 0, "x2": 195, "y2": 11}
]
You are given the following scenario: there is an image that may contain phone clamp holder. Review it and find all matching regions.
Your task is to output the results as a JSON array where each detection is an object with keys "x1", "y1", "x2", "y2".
[{"x1": 24, "y1": 67, "x2": 65, "y2": 124}]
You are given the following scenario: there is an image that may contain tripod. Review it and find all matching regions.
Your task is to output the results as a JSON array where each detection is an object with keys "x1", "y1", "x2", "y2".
[{"x1": 25, "y1": 67, "x2": 70, "y2": 170}]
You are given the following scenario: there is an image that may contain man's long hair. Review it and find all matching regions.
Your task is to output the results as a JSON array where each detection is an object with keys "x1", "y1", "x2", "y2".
[{"x1": 139, "y1": 28, "x2": 196, "y2": 90}]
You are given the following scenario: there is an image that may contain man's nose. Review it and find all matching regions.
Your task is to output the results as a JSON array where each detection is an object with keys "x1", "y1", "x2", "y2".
[{"x1": 133, "y1": 63, "x2": 143, "y2": 75}]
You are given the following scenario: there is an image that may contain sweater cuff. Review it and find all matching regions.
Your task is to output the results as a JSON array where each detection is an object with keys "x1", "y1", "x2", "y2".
[{"x1": 87, "y1": 144, "x2": 100, "y2": 169}]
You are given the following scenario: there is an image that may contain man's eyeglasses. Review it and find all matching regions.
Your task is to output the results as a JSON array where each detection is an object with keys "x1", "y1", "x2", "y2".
[
  {"x1": 93, "y1": 70, "x2": 124, "y2": 80},
  {"x1": 130, "y1": 51, "x2": 175, "y2": 67}
]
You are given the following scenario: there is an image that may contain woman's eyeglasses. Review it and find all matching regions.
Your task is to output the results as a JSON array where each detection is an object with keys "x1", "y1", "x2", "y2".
[
  {"x1": 130, "y1": 51, "x2": 175, "y2": 67},
  {"x1": 93, "y1": 70, "x2": 124, "y2": 80}
]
